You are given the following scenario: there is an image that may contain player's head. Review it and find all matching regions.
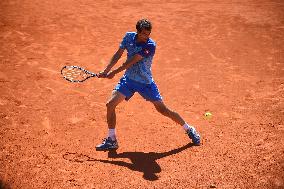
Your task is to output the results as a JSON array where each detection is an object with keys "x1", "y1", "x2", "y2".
[
  {"x1": 136, "y1": 19, "x2": 152, "y2": 42},
  {"x1": 136, "y1": 19, "x2": 152, "y2": 32}
]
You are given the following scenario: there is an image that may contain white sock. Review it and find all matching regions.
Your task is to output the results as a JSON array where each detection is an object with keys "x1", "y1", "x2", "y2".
[
  {"x1": 183, "y1": 123, "x2": 191, "y2": 131},
  {"x1": 108, "y1": 129, "x2": 116, "y2": 141}
]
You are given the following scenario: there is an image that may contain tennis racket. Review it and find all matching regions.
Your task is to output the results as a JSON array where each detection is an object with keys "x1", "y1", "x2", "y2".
[{"x1": 61, "y1": 65, "x2": 97, "y2": 82}]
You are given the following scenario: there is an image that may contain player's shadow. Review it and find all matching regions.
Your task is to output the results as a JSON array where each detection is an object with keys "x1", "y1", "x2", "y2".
[
  {"x1": 0, "y1": 179, "x2": 11, "y2": 189},
  {"x1": 63, "y1": 143, "x2": 194, "y2": 181}
]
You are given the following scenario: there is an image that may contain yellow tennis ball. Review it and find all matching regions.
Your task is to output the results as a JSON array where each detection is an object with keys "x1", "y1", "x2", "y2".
[{"x1": 204, "y1": 112, "x2": 212, "y2": 119}]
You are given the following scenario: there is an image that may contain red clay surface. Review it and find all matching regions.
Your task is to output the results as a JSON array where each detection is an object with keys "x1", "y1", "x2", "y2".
[{"x1": 1, "y1": 0, "x2": 284, "y2": 188}]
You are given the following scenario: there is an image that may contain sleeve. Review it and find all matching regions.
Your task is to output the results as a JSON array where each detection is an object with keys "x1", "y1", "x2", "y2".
[
  {"x1": 137, "y1": 43, "x2": 156, "y2": 58},
  {"x1": 119, "y1": 33, "x2": 128, "y2": 49}
]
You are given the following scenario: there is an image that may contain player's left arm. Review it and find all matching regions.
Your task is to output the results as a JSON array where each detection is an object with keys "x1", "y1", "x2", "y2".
[{"x1": 106, "y1": 54, "x2": 143, "y2": 79}]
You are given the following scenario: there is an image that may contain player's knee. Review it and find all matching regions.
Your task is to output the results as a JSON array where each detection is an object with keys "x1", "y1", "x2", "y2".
[
  {"x1": 156, "y1": 106, "x2": 169, "y2": 116},
  {"x1": 106, "y1": 101, "x2": 116, "y2": 110}
]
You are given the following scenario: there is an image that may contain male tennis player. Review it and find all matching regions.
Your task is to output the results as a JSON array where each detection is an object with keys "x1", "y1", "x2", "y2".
[{"x1": 96, "y1": 19, "x2": 200, "y2": 151}]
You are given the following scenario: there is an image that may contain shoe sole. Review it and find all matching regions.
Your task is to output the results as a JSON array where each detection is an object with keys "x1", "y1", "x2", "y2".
[
  {"x1": 193, "y1": 142, "x2": 201, "y2": 146},
  {"x1": 95, "y1": 147, "x2": 118, "y2": 151}
]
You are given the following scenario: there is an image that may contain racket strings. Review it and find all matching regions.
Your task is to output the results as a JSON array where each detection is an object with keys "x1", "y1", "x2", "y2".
[{"x1": 62, "y1": 67, "x2": 89, "y2": 81}]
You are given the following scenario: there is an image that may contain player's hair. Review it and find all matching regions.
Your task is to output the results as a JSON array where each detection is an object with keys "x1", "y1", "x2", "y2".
[{"x1": 136, "y1": 19, "x2": 152, "y2": 32}]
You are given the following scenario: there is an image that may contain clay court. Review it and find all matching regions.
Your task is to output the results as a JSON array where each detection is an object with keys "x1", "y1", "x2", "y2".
[{"x1": 0, "y1": 0, "x2": 284, "y2": 188}]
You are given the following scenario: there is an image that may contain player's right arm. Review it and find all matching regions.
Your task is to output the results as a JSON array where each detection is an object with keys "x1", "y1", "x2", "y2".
[{"x1": 98, "y1": 48, "x2": 125, "y2": 78}]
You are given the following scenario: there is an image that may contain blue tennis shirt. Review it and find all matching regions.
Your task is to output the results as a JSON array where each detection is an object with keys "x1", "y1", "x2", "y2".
[{"x1": 119, "y1": 32, "x2": 156, "y2": 84}]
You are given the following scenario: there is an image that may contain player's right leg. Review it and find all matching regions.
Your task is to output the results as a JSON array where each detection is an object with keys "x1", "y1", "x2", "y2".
[
  {"x1": 96, "y1": 90, "x2": 125, "y2": 151},
  {"x1": 106, "y1": 90, "x2": 126, "y2": 130}
]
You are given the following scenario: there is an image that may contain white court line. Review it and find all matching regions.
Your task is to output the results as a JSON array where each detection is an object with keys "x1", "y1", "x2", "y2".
[{"x1": 39, "y1": 67, "x2": 60, "y2": 74}]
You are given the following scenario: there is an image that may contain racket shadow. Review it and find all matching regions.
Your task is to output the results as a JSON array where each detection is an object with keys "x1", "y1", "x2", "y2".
[{"x1": 63, "y1": 143, "x2": 194, "y2": 181}]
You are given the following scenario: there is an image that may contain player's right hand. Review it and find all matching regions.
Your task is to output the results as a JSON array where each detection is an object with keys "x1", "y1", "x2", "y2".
[{"x1": 97, "y1": 71, "x2": 108, "y2": 78}]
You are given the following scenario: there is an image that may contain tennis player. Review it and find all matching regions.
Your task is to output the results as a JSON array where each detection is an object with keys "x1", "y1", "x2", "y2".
[{"x1": 96, "y1": 19, "x2": 200, "y2": 151}]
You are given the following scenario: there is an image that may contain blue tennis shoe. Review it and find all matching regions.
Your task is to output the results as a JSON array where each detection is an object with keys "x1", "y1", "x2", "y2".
[
  {"x1": 96, "y1": 137, "x2": 119, "y2": 151},
  {"x1": 186, "y1": 127, "x2": 201, "y2": 145}
]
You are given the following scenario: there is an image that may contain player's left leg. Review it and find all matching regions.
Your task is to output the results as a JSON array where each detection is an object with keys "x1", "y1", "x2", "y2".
[
  {"x1": 152, "y1": 100, "x2": 185, "y2": 125},
  {"x1": 138, "y1": 81, "x2": 201, "y2": 145},
  {"x1": 151, "y1": 100, "x2": 201, "y2": 145}
]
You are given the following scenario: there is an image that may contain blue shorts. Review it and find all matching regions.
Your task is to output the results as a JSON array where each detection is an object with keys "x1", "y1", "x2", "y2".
[{"x1": 115, "y1": 76, "x2": 162, "y2": 101}]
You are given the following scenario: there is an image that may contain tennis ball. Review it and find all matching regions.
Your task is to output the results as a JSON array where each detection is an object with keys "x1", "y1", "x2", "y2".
[{"x1": 204, "y1": 112, "x2": 212, "y2": 119}]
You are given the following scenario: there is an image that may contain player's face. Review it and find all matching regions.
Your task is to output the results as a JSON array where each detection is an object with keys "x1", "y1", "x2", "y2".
[{"x1": 137, "y1": 29, "x2": 151, "y2": 43}]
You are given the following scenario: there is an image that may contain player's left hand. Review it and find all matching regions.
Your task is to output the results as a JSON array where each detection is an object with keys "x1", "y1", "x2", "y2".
[
  {"x1": 106, "y1": 71, "x2": 115, "y2": 79},
  {"x1": 97, "y1": 71, "x2": 108, "y2": 78}
]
